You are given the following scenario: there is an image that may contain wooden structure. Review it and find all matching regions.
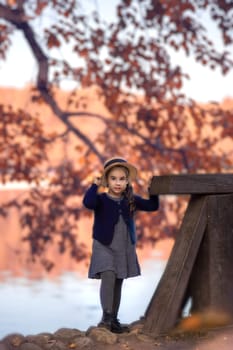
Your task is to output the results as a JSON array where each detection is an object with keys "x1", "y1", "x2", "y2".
[{"x1": 143, "y1": 174, "x2": 233, "y2": 336}]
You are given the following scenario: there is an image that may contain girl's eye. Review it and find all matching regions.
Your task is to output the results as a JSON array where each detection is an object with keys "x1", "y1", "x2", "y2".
[{"x1": 110, "y1": 176, "x2": 127, "y2": 181}]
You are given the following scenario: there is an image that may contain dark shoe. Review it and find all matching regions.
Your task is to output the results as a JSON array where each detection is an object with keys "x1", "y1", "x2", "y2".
[
  {"x1": 111, "y1": 317, "x2": 130, "y2": 333},
  {"x1": 98, "y1": 311, "x2": 112, "y2": 331}
]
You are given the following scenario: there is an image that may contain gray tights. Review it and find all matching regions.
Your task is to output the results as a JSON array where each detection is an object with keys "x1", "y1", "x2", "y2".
[{"x1": 100, "y1": 270, "x2": 123, "y2": 317}]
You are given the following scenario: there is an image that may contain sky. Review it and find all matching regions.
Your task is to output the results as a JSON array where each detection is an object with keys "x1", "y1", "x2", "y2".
[{"x1": 0, "y1": 1, "x2": 233, "y2": 103}]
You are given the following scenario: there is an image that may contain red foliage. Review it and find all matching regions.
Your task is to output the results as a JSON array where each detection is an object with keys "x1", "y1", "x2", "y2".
[{"x1": 0, "y1": 0, "x2": 232, "y2": 269}]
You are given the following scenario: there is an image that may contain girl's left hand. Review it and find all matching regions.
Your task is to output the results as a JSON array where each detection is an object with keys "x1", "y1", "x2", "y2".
[{"x1": 93, "y1": 176, "x2": 102, "y2": 186}]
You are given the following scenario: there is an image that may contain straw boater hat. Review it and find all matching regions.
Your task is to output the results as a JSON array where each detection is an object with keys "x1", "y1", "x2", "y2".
[{"x1": 102, "y1": 157, "x2": 137, "y2": 186}]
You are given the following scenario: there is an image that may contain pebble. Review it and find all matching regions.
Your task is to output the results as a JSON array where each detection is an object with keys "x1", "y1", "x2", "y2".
[
  {"x1": 20, "y1": 343, "x2": 43, "y2": 350},
  {"x1": 0, "y1": 323, "x2": 145, "y2": 350},
  {"x1": 0, "y1": 326, "x2": 121, "y2": 350}
]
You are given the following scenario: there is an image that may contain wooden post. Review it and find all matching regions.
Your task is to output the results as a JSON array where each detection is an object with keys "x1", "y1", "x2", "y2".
[
  {"x1": 149, "y1": 174, "x2": 233, "y2": 195},
  {"x1": 143, "y1": 174, "x2": 233, "y2": 336},
  {"x1": 189, "y1": 194, "x2": 233, "y2": 314},
  {"x1": 143, "y1": 195, "x2": 208, "y2": 334}
]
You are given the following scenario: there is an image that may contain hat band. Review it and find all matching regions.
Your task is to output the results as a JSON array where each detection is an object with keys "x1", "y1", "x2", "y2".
[{"x1": 104, "y1": 158, "x2": 127, "y2": 169}]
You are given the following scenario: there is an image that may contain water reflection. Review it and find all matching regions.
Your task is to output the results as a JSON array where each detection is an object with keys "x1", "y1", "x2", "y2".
[
  {"x1": 0, "y1": 195, "x2": 173, "y2": 338},
  {"x1": 0, "y1": 259, "x2": 166, "y2": 338}
]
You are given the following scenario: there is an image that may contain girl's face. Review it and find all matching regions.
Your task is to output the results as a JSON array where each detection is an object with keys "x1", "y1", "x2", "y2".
[{"x1": 106, "y1": 166, "x2": 128, "y2": 198}]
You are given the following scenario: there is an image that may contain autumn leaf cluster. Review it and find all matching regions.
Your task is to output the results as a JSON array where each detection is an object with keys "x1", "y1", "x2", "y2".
[{"x1": 0, "y1": 0, "x2": 233, "y2": 269}]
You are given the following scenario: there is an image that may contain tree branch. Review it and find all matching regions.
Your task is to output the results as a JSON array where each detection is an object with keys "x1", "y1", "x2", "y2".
[
  {"x1": 67, "y1": 110, "x2": 190, "y2": 169},
  {"x1": 0, "y1": 3, "x2": 104, "y2": 162}
]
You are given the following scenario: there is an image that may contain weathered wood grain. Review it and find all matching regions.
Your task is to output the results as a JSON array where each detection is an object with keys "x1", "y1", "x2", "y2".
[
  {"x1": 143, "y1": 195, "x2": 208, "y2": 335},
  {"x1": 189, "y1": 193, "x2": 233, "y2": 315},
  {"x1": 149, "y1": 174, "x2": 233, "y2": 195}
]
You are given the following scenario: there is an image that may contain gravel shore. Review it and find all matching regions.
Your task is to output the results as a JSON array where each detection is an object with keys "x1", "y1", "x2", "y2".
[{"x1": 1, "y1": 321, "x2": 233, "y2": 350}]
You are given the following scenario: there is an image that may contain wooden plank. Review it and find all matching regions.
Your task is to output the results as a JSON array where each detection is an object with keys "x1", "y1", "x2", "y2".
[
  {"x1": 143, "y1": 195, "x2": 208, "y2": 336},
  {"x1": 149, "y1": 174, "x2": 233, "y2": 195},
  {"x1": 189, "y1": 194, "x2": 233, "y2": 315}
]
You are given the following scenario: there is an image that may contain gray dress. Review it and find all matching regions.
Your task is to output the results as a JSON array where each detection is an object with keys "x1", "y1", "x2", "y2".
[{"x1": 88, "y1": 195, "x2": 141, "y2": 279}]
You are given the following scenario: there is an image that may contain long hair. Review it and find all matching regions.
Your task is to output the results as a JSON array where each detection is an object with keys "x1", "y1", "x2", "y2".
[{"x1": 124, "y1": 183, "x2": 136, "y2": 216}]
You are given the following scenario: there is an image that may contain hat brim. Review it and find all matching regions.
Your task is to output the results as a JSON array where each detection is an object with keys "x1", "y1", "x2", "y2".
[{"x1": 101, "y1": 162, "x2": 137, "y2": 187}]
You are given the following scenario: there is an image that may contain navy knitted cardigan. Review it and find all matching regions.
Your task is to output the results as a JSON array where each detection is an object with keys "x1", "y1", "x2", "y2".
[{"x1": 83, "y1": 184, "x2": 159, "y2": 245}]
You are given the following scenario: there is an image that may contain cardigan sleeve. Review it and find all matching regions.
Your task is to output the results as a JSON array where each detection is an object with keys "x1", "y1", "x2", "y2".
[
  {"x1": 134, "y1": 194, "x2": 159, "y2": 211},
  {"x1": 82, "y1": 183, "x2": 100, "y2": 209}
]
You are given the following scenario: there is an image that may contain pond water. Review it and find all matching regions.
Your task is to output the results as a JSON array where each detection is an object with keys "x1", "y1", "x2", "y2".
[{"x1": 0, "y1": 259, "x2": 167, "y2": 338}]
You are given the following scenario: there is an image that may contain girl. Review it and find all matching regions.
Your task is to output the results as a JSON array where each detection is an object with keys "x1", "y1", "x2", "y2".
[{"x1": 83, "y1": 157, "x2": 159, "y2": 333}]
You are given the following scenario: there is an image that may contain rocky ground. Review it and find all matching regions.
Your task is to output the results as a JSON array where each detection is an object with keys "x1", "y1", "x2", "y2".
[{"x1": 1, "y1": 321, "x2": 233, "y2": 350}]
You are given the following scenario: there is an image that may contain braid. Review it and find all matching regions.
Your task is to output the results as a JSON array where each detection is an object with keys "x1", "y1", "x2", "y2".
[{"x1": 124, "y1": 184, "x2": 136, "y2": 216}]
